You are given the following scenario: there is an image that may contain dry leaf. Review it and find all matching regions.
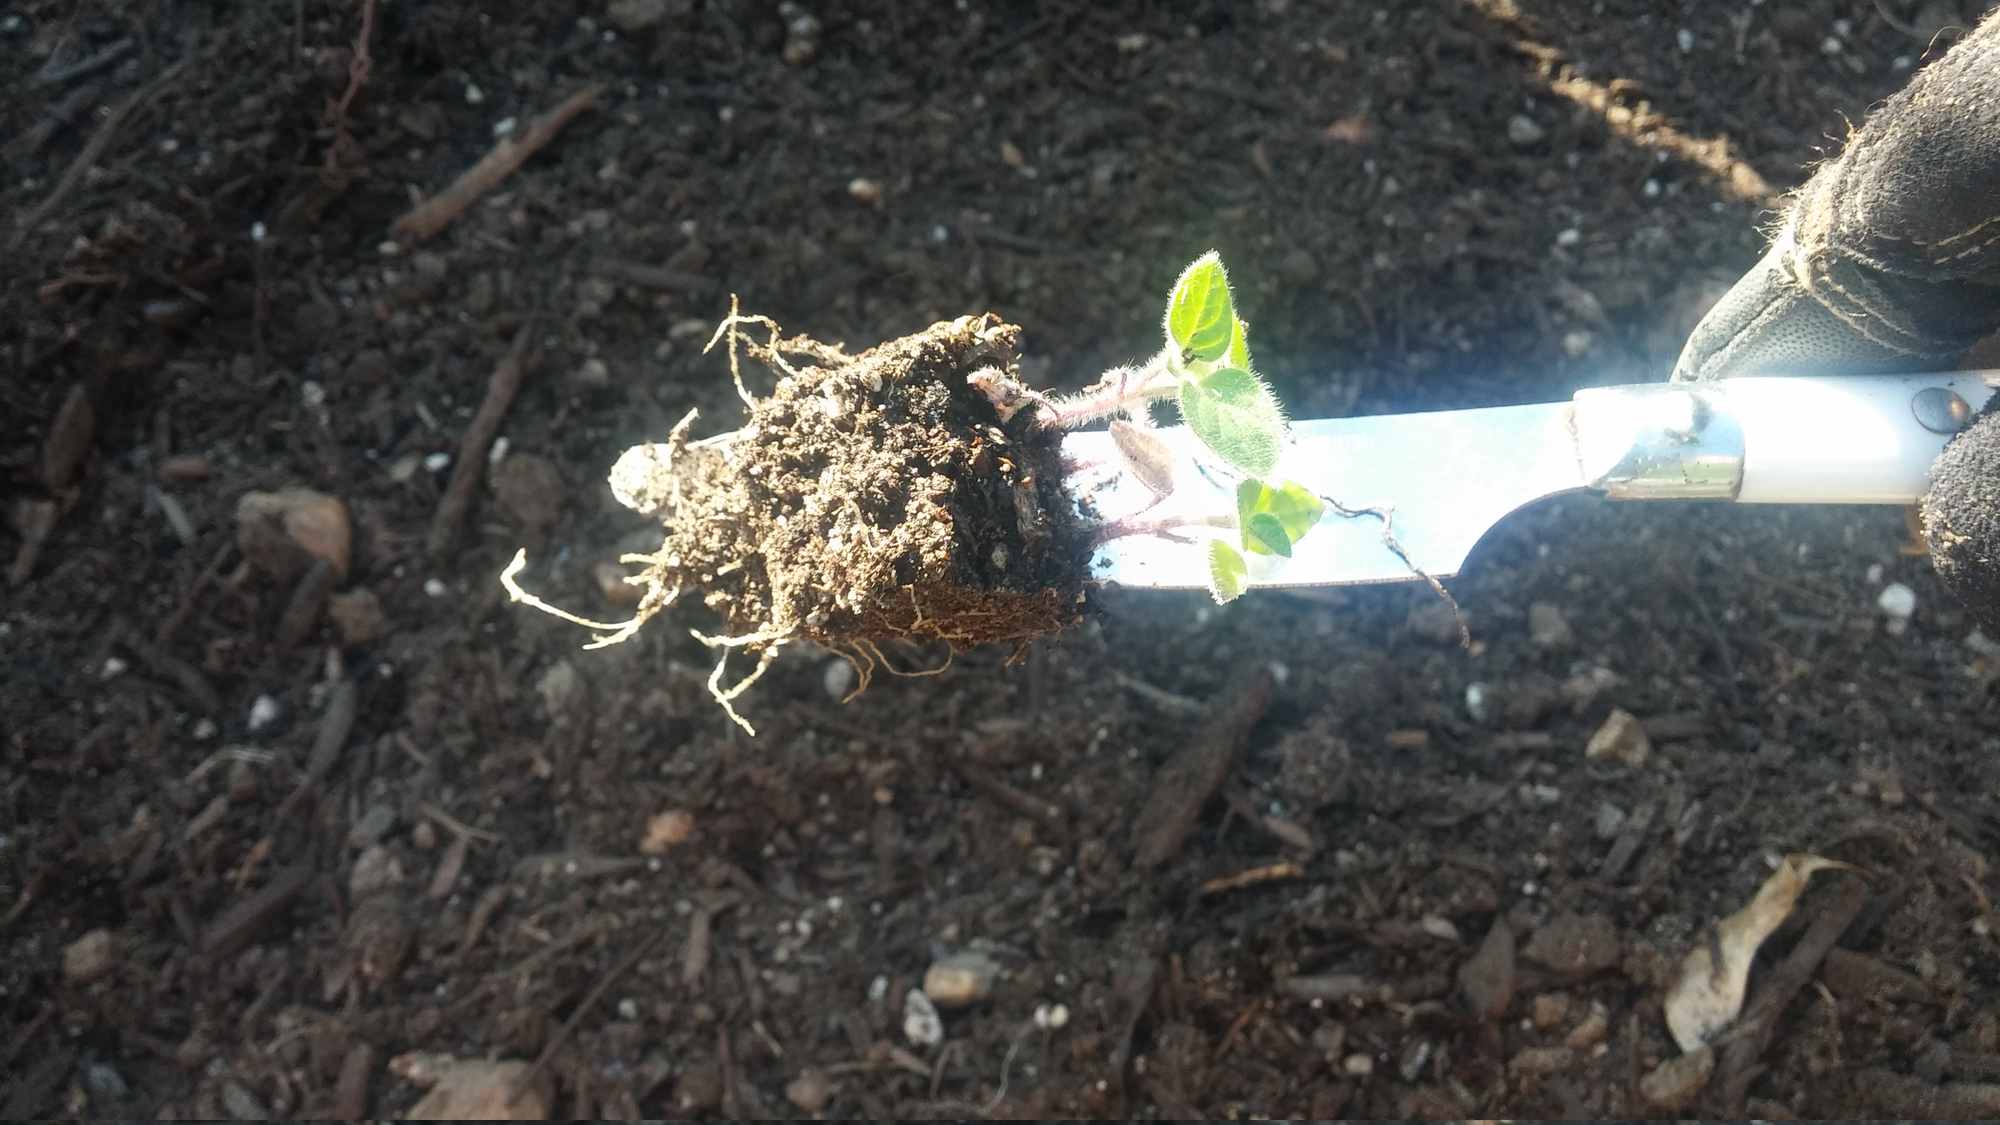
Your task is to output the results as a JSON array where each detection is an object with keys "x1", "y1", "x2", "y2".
[
  {"x1": 1663, "y1": 852, "x2": 1853, "y2": 1052},
  {"x1": 1109, "y1": 419, "x2": 1176, "y2": 498}
]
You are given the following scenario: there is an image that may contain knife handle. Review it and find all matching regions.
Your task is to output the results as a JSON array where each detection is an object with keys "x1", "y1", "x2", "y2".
[{"x1": 1571, "y1": 373, "x2": 1998, "y2": 505}]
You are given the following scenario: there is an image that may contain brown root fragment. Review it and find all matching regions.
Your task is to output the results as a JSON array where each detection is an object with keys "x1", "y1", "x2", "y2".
[{"x1": 391, "y1": 84, "x2": 604, "y2": 243}]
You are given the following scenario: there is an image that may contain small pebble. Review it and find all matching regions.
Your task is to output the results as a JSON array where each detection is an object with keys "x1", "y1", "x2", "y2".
[
  {"x1": 1506, "y1": 114, "x2": 1545, "y2": 146},
  {"x1": 1593, "y1": 801, "x2": 1626, "y2": 839},
  {"x1": 923, "y1": 951, "x2": 1000, "y2": 1009},
  {"x1": 1584, "y1": 707, "x2": 1650, "y2": 767},
  {"x1": 82, "y1": 1062, "x2": 128, "y2": 1102},
  {"x1": 349, "y1": 844, "x2": 405, "y2": 899},
  {"x1": 63, "y1": 929, "x2": 117, "y2": 983},
  {"x1": 902, "y1": 988, "x2": 944, "y2": 1047},
  {"x1": 1878, "y1": 582, "x2": 1916, "y2": 635},
  {"x1": 424, "y1": 452, "x2": 452, "y2": 473},
  {"x1": 1565, "y1": 1000, "x2": 1610, "y2": 1048},
  {"x1": 1531, "y1": 992, "x2": 1571, "y2": 1029},
  {"x1": 1464, "y1": 682, "x2": 1490, "y2": 723},
  {"x1": 640, "y1": 810, "x2": 696, "y2": 854},
  {"x1": 247, "y1": 695, "x2": 282, "y2": 733},
  {"x1": 847, "y1": 177, "x2": 883, "y2": 206},
  {"x1": 1342, "y1": 1053, "x2": 1374, "y2": 1076},
  {"x1": 821, "y1": 657, "x2": 857, "y2": 702},
  {"x1": 1676, "y1": 27, "x2": 1694, "y2": 51},
  {"x1": 1508, "y1": 1045, "x2": 1574, "y2": 1076},
  {"x1": 785, "y1": 1068, "x2": 832, "y2": 1113},
  {"x1": 424, "y1": 578, "x2": 449, "y2": 598},
  {"x1": 347, "y1": 803, "x2": 398, "y2": 849}
]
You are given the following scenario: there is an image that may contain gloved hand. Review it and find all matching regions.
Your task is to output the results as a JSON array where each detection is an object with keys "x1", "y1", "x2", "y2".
[{"x1": 1672, "y1": 10, "x2": 2000, "y2": 630}]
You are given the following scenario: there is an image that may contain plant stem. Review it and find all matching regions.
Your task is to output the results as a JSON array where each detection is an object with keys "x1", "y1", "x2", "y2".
[
  {"x1": 1035, "y1": 351, "x2": 1175, "y2": 429},
  {"x1": 1090, "y1": 512, "x2": 1233, "y2": 547}
]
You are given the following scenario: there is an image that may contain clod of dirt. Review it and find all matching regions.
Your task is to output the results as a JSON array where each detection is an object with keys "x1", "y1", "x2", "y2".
[
  {"x1": 596, "y1": 312, "x2": 1091, "y2": 729},
  {"x1": 489, "y1": 453, "x2": 566, "y2": 535},
  {"x1": 1457, "y1": 917, "x2": 1516, "y2": 1021},
  {"x1": 236, "y1": 488, "x2": 353, "y2": 581},
  {"x1": 1522, "y1": 911, "x2": 1623, "y2": 976},
  {"x1": 328, "y1": 588, "x2": 386, "y2": 646}
]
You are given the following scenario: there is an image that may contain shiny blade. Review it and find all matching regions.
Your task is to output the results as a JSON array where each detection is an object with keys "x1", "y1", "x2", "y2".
[{"x1": 1060, "y1": 401, "x2": 1587, "y2": 590}]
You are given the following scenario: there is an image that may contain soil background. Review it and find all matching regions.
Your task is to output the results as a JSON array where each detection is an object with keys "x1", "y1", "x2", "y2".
[{"x1": 6, "y1": 0, "x2": 2000, "y2": 1118}]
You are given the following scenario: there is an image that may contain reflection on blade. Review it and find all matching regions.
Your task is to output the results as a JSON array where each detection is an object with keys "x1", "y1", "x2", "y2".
[{"x1": 1060, "y1": 401, "x2": 1586, "y2": 590}]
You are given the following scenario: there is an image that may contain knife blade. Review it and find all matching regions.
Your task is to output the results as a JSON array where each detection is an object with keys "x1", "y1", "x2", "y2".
[{"x1": 1061, "y1": 372, "x2": 1997, "y2": 591}]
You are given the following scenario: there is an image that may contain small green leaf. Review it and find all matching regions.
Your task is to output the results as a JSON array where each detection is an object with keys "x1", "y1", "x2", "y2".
[
  {"x1": 1235, "y1": 479, "x2": 1325, "y2": 554},
  {"x1": 1164, "y1": 252, "x2": 1235, "y2": 362},
  {"x1": 1226, "y1": 314, "x2": 1251, "y2": 371},
  {"x1": 1178, "y1": 366, "x2": 1283, "y2": 478},
  {"x1": 1244, "y1": 512, "x2": 1292, "y2": 557},
  {"x1": 1207, "y1": 539, "x2": 1248, "y2": 604}
]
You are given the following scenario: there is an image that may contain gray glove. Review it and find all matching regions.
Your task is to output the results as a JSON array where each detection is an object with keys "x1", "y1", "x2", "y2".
[{"x1": 1672, "y1": 10, "x2": 2000, "y2": 629}]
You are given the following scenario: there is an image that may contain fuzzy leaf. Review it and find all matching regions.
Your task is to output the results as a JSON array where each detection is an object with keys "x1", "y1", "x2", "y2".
[
  {"x1": 1109, "y1": 419, "x2": 1176, "y2": 498},
  {"x1": 1207, "y1": 539, "x2": 1248, "y2": 604},
  {"x1": 1244, "y1": 513, "x2": 1292, "y2": 557},
  {"x1": 1165, "y1": 252, "x2": 1235, "y2": 362},
  {"x1": 1178, "y1": 366, "x2": 1283, "y2": 478},
  {"x1": 1226, "y1": 314, "x2": 1252, "y2": 371},
  {"x1": 1236, "y1": 479, "x2": 1324, "y2": 554}
]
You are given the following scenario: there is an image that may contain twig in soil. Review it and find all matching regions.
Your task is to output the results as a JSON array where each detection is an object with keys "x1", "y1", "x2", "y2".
[
  {"x1": 34, "y1": 37, "x2": 133, "y2": 86},
  {"x1": 275, "y1": 679, "x2": 358, "y2": 822},
  {"x1": 117, "y1": 625, "x2": 221, "y2": 713},
  {"x1": 430, "y1": 326, "x2": 534, "y2": 557},
  {"x1": 1130, "y1": 665, "x2": 1275, "y2": 870},
  {"x1": 1321, "y1": 495, "x2": 1470, "y2": 649},
  {"x1": 1713, "y1": 874, "x2": 1870, "y2": 1113},
  {"x1": 420, "y1": 802, "x2": 500, "y2": 844},
  {"x1": 948, "y1": 758, "x2": 1067, "y2": 829},
  {"x1": 321, "y1": 0, "x2": 376, "y2": 177},
  {"x1": 12, "y1": 55, "x2": 192, "y2": 251},
  {"x1": 509, "y1": 927, "x2": 668, "y2": 1109},
  {"x1": 1199, "y1": 860, "x2": 1305, "y2": 896},
  {"x1": 200, "y1": 863, "x2": 314, "y2": 957},
  {"x1": 390, "y1": 83, "x2": 606, "y2": 242}
]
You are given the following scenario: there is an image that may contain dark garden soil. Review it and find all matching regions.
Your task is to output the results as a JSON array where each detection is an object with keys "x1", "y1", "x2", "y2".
[{"x1": 6, "y1": 0, "x2": 2000, "y2": 1118}]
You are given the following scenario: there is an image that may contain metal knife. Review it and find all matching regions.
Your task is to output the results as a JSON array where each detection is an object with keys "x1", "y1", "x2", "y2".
[{"x1": 1061, "y1": 372, "x2": 1997, "y2": 591}]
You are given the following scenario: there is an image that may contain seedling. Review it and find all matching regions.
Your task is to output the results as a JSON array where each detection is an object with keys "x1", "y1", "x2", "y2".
[
  {"x1": 503, "y1": 253, "x2": 1323, "y2": 733},
  {"x1": 972, "y1": 251, "x2": 1325, "y2": 604}
]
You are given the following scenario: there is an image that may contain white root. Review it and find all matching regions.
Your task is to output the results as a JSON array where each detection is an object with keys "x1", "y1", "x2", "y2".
[
  {"x1": 499, "y1": 549, "x2": 680, "y2": 650},
  {"x1": 705, "y1": 642, "x2": 783, "y2": 735},
  {"x1": 703, "y1": 293, "x2": 794, "y2": 407}
]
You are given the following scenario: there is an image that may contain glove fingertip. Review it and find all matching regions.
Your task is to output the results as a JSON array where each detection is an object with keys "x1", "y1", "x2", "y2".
[{"x1": 1922, "y1": 407, "x2": 2000, "y2": 634}]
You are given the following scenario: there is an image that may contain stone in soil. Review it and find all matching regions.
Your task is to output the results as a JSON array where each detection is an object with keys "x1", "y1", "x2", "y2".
[{"x1": 1585, "y1": 707, "x2": 1651, "y2": 767}]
